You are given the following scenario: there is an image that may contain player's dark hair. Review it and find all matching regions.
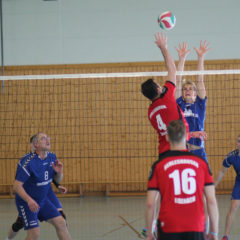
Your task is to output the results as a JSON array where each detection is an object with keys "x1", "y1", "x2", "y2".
[
  {"x1": 141, "y1": 78, "x2": 159, "y2": 100},
  {"x1": 167, "y1": 120, "x2": 186, "y2": 143}
]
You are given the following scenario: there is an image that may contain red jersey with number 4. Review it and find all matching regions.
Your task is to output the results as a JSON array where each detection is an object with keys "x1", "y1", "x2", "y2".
[
  {"x1": 148, "y1": 81, "x2": 189, "y2": 154},
  {"x1": 148, "y1": 150, "x2": 213, "y2": 233}
]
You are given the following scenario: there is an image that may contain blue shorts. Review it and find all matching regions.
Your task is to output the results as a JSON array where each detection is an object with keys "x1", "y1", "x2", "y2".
[
  {"x1": 16, "y1": 198, "x2": 60, "y2": 230},
  {"x1": 190, "y1": 148, "x2": 207, "y2": 163},
  {"x1": 47, "y1": 187, "x2": 62, "y2": 210},
  {"x1": 231, "y1": 181, "x2": 240, "y2": 200}
]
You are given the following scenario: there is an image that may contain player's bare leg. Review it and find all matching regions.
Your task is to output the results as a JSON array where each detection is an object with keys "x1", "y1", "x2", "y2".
[
  {"x1": 26, "y1": 227, "x2": 40, "y2": 240},
  {"x1": 7, "y1": 216, "x2": 24, "y2": 240},
  {"x1": 48, "y1": 215, "x2": 71, "y2": 240},
  {"x1": 7, "y1": 228, "x2": 17, "y2": 240},
  {"x1": 224, "y1": 199, "x2": 240, "y2": 236}
]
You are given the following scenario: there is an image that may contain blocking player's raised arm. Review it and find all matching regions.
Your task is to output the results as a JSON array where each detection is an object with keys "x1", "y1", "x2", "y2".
[
  {"x1": 155, "y1": 32, "x2": 176, "y2": 85},
  {"x1": 194, "y1": 40, "x2": 210, "y2": 99},
  {"x1": 175, "y1": 42, "x2": 191, "y2": 99}
]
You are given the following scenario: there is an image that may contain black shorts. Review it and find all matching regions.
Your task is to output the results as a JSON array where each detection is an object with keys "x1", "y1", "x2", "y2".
[{"x1": 158, "y1": 224, "x2": 205, "y2": 240}]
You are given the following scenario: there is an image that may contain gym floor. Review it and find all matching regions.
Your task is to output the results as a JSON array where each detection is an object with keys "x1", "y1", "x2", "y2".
[{"x1": 0, "y1": 195, "x2": 239, "y2": 240}]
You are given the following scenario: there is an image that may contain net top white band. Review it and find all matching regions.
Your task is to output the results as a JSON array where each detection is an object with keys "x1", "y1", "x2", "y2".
[{"x1": 0, "y1": 69, "x2": 240, "y2": 81}]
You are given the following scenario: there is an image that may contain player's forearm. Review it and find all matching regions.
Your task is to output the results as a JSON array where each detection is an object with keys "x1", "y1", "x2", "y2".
[
  {"x1": 196, "y1": 56, "x2": 206, "y2": 98},
  {"x1": 207, "y1": 198, "x2": 219, "y2": 235},
  {"x1": 205, "y1": 186, "x2": 219, "y2": 235},
  {"x1": 53, "y1": 178, "x2": 60, "y2": 188},
  {"x1": 145, "y1": 191, "x2": 157, "y2": 238},
  {"x1": 175, "y1": 58, "x2": 185, "y2": 99},
  {"x1": 214, "y1": 170, "x2": 225, "y2": 187},
  {"x1": 160, "y1": 47, "x2": 176, "y2": 84},
  {"x1": 54, "y1": 173, "x2": 63, "y2": 184},
  {"x1": 145, "y1": 204, "x2": 155, "y2": 238}
]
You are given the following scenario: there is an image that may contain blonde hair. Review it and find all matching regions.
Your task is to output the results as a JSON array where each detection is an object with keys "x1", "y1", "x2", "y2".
[{"x1": 182, "y1": 80, "x2": 197, "y2": 92}]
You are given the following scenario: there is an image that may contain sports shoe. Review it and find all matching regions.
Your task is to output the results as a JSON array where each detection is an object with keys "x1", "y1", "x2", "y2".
[
  {"x1": 141, "y1": 228, "x2": 147, "y2": 238},
  {"x1": 222, "y1": 236, "x2": 229, "y2": 240}
]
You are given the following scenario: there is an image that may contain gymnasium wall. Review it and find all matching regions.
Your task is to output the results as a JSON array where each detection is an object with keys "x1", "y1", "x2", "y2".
[
  {"x1": 2, "y1": 0, "x2": 240, "y2": 65},
  {"x1": 0, "y1": 60, "x2": 239, "y2": 197}
]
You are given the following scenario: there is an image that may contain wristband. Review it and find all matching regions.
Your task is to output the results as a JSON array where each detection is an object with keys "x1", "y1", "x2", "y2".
[{"x1": 210, "y1": 231, "x2": 218, "y2": 236}]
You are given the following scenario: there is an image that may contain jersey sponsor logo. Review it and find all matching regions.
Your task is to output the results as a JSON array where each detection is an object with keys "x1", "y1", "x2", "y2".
[
  {"x1": 36, "y1": 178, "x2": 52, "y2": 186},
  {"x1": 29, "y1": 220, "x2": 38, "y2": 226},
  {"x1": 183, "y1": 109, "x2": 198, "y2": 118},
  {"x1": 174, "y1": 196, "x2": 196, "y2": 204},
  {"x1": 149, "y1": 105, "x2": 167, "y2": 119},
  {"x1": 164, "y1": 159, "x2": 199, "y2": 171}
]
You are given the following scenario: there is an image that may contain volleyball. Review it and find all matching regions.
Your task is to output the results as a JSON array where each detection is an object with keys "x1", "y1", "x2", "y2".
[{"x1": 158, "y1": 11, "x2": 176, "y2": 30}]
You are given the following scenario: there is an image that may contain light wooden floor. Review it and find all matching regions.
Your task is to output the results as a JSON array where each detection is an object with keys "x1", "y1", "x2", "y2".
[{"x1": 1, "y1": 195, "x2": 240, "y2": 240}]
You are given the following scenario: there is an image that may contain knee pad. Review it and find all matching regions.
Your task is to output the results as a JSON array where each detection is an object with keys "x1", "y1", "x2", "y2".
[{"x1": 12, "y1": 216, "x2": 24, "y2": 232}]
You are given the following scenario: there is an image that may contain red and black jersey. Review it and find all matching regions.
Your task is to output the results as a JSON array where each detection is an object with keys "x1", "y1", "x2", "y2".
[
  {"x1": 148, "y1": 81, "x2": 189, "y2": 154},
  {"x1": 148, "y1": 150, "x2": 213, "y2": 233}
]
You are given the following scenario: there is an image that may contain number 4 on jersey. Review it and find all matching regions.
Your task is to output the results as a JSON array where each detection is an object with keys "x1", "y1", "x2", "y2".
[{"x1": 156, "y1": 114, "x2": 167, "y2": 131}]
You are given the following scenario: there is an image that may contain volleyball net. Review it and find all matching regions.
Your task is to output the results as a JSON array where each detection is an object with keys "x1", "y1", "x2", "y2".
[{"x1": 0, "y1": 61, "x2": 239, "y2": 195}]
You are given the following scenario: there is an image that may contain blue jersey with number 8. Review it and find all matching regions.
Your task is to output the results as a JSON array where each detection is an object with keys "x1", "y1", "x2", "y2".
[{"x1": 15, "y1": 152, "x2": 57, "y2": 203}]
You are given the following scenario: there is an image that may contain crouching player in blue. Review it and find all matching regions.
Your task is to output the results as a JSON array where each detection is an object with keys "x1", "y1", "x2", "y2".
[{"x1": 13, "y1": 133, "x2": 71, "y2": 240}]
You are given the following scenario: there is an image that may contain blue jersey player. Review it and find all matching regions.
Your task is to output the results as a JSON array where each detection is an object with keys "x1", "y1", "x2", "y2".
[
  {"x1": 215, "y1": 135, "x2": 240, "y2": 240},
  {"x1": 13, "y1": 133, "x2": 71, "y2": 240},
  {"x1": 175, "y1": 40, "x2": 210, "y2": 162},
  {"x1": 7, "y1": 135, "x2": 68, "y2": 240}
]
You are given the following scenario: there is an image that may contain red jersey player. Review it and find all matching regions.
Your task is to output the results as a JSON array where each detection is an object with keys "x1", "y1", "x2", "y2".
[
  {"x1": 141, "y1": 32, "x2": 189, "y2": 155},
  {"x1": 145, "y1": 120, "x2": 219, "y2": 240}
]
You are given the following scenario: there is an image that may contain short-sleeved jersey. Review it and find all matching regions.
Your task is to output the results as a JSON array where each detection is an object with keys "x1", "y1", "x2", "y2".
[
  {"x1": 148, "y1": 150, "x2": 213, "y2": 233},
  {"x1": 177, "y1": 96, "x2": 207, "y2": 147},
  {"x1": 15, "y1": 152, "x2": 57, "y2": 203},
  {"x1": 148, "y1": 81, "x2": 189, "y2": 154},
  {"x1": 223, "y1": 149, "x2": 240, "y2": 182}
]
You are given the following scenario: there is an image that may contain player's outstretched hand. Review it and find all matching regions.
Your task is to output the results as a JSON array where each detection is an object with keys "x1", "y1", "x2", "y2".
[
  {"x1": 52, "y1": 159, "x2": 63, "y2": 174},
  {"x1": 194, "y1": 40, "x2": 211, "y2": 58},
  {"x1": 154, "y1": 32, "x2": 168, "y2": 50},
  {"x1": 58, "y1": 185, "x2": 67, "y2": 194},
  {"x1": 191, "y1": 131, "x2": 207, "y2": 140},
  {"x1": 27, "y1": 198, "x2": 39, "y2": 212},
  {"x1": 175, "y1": 42, "x2": 191, "y2": 60}
]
